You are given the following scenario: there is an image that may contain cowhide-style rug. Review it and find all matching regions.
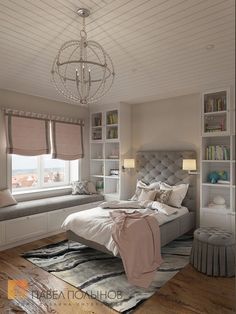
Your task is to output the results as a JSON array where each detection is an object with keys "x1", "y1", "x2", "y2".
[{"x1": 23, "y1": 235, "x2": 192, "y2": 313}]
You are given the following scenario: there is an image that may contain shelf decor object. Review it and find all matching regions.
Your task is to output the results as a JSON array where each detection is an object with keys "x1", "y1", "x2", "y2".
[
  {"x1": 200, "y1": 87, "x2": 235, "y2": 233},
  {"x1": 51, "y1": 8, "x2": 115, "y2": 105}
]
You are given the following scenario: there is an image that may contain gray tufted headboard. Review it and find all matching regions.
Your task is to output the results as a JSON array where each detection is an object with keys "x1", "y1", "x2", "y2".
[{"x1": 135, "y1": 151, "x2": 196, "y2": 211}]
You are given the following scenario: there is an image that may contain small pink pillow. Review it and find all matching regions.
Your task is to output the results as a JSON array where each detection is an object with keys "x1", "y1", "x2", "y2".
[{"x1": 0, "y1": 189, "x2": 17, "y2": 208}]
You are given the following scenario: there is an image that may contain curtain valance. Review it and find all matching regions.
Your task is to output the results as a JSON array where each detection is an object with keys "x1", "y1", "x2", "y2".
[{"x1": 3, "y1": 108, "x2": 84, "y2": 160}]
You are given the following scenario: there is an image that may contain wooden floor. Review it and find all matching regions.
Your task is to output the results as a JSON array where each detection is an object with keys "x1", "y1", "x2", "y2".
[{"x1": 0, "y1": 233, "x2": 235, "y2": 314}]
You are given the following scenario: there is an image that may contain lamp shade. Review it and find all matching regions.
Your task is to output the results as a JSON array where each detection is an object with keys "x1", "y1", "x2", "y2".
[
  {"x1": 182, "y1": 159, "x2": 197, "y2": 171},
  {"x1": 124, "y1": 159, "x2": 135, "y2": 169}
]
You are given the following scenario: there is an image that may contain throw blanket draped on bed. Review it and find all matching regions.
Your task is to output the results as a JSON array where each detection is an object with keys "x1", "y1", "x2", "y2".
[{"x1": 110, "y1": 210, "x2": 163, "y2": 288}]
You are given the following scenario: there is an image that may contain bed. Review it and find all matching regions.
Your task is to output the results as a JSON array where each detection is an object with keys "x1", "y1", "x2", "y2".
[{"x1": 64, "y1": 150, "x2": 196, "y2": 255}]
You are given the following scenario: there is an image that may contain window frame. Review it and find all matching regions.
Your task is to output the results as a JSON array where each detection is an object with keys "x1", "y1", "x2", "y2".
[{"x1": 10, "y1": 154, "x2": 71, "y2": 194}]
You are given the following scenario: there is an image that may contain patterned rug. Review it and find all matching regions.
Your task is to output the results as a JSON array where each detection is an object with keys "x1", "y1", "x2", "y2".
[{"x1": 23, "y1": 235, "x2": 192, "y2": 313}]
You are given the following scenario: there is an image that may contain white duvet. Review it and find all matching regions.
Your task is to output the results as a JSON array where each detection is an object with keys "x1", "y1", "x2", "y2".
[{"x1": 61, "y1": 202, "x2": 189, "y2": 256}]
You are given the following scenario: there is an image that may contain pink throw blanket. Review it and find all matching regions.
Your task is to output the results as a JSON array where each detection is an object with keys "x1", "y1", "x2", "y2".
[{"x1": 110, "y1": 210, "x2": 163, "y2": 288}]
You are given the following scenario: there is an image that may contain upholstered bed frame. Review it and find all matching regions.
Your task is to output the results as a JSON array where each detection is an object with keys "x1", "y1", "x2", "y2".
[{"x1": 67, "y1": 150, "x2": 196, "y2": 254}]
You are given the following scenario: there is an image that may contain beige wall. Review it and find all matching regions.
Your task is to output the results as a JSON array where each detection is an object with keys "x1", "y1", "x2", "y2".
[
  {"x1": 131, "y1": 93, "x2": 201, "y2": 221},
  {"x1": 0, "y1": 89, "x2": 90, "y2": 189},
  {"x1": 132, "y1": 93, "x2": 200, "y2": 152}
]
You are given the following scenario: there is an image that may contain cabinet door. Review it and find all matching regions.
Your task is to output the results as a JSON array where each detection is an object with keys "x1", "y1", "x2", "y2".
[
  {"x1": 5, "y1": 214, "x2": 47, "y2": 244},
  {"x1": 0, "y1": 222, "x2": 5, "y2": 245},
  {"x1": 48, "y1": 209, "x2": 67, "y2": 232}
]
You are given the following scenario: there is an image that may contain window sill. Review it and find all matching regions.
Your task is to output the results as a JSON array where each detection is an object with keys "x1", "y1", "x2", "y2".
[{"x1": 13, "y1": 186, "x2": 72, "y2": 202}]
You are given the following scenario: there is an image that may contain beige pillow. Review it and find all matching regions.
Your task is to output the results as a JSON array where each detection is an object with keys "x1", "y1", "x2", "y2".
[
  {"x1": 160, "y1": 183, "x2": 189, "y2": 208},
  {"x1": 87, "y1": 181, "x2": 97, "y2": 194},
  {"x1": 0, "y1": 189, "x2": 17, "y2": 208},
  {"x1": 155, "y1": 190, "x2": 172, "y2": 204},
  {"x1": 138, "y1": 189, "x2": 157, "y2": 202},
  {"x1": 130, "y1": 180, "x2": 161, "y2": 200}
]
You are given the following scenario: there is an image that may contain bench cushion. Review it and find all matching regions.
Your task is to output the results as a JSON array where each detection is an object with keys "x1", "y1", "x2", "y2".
[{"x1": 0, "y1": 194, "x2": 104, "y2": 221}]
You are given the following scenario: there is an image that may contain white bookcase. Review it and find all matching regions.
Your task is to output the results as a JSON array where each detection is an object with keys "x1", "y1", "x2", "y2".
[
  {"x1": 90, "y1": 103, "x2": 132, "y2": 200},
  {"x1": 200, "y1": 88, "x2": 235, "y2": 233}
]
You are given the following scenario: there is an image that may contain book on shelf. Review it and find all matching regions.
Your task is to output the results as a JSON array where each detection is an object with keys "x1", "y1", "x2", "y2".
[
  {"x1": 107, "y1": 112, "x2": 118, "y2": 125},
  {"x1": 204, "y1": 125, "x2": 225, "y2": 132},
  {"x1": 206, "y1": 145, "x2": 230, "y2": 160},
  {"x1": 93, "y1": 116, "x2": 102, "y2": 127},
  {"x1": 204, "y1": 95, "x2": 226, "y2": 113}
]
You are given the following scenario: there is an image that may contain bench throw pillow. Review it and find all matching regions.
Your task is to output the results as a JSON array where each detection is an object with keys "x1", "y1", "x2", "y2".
[
  {"x1": 72, "y1": 181, "x2": 90, "y2": 195},
  {"x1": 72, "y1": 181, "x2": 97, "y2": 195},
  {"x1": 0, "y1": 189, "x2": 17, "y2": 208}
]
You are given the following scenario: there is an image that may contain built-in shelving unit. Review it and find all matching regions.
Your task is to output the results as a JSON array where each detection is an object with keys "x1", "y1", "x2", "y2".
[
  {"x1": 90, "y1": 103, "x2": 132, "y2": 200},
  {"x1": 200, "y1": 88, "x2": 235, "y2": 233}
]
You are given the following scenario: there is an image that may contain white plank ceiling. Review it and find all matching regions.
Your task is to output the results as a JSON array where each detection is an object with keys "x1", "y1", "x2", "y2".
[{"x1": 0, "y1": 0, "x2": 235, "y2": 105}]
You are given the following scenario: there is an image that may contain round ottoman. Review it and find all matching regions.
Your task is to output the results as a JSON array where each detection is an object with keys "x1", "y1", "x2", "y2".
[{"x1": 190, "y1": 227, "x2": 235, "y2": 277}]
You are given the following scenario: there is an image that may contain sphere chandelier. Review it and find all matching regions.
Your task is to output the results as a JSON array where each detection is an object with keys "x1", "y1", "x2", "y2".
[{"x1": 51, "y1": 8, "x2": 115, "y2": 105}]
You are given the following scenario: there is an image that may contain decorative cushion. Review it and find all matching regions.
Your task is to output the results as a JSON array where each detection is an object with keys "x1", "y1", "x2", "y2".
[
  {"x1": 154, "y1": 190, "x2": 172, "y2": 204},
  {"x1": 72, "y1": 181, "x2": 97, "y2": 195},
  {"x1": 160, "y1": 183, "x2": 189, "y2": 208},
  {"x1": 72, "y1": 181, "x2": 89, "y2": 195},
  {"x1": 130, "y1": 180, "x2": 161, "y2": 201},
  {"x1": 86, "y1": 181, "x2": 97, "y2": 194},
  {"x1": 138, "y1": 189, "x2": 157, "y2": 201},
  {"x1": 0, "y1": 189, "x2": 17, "y2": 208}
]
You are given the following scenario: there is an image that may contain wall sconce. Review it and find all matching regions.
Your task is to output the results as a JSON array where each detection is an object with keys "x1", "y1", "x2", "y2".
[
  {"x1": 182, "y1": 159, "x2": 198, "y2": 175},
  {"x1": 122, "y1": 159, "x2": 135, "y2": 171}
]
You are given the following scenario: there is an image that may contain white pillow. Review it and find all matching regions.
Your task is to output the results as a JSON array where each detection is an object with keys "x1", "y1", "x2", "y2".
[
  {"x1": 149, "y1": 181, "x2": 162, "y2": 190},
  {"x1": 149, "y1": 201, "x2": 178, "y2": 216},
  {"x1": 138, "y1": 189, "x2": 157, "y2": 201},
  {"x1": 0, "y1": 189, "x2": 17, "y2": 208},
  {"x1": 130, "y1": 180, "x2": 161, "y2": 201},
  {"x1": 160, "y1": 183, "x2": 189, "y2": 208}
]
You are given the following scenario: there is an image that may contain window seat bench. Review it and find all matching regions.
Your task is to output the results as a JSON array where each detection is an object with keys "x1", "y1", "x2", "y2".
[
  {"x1": 0, "y1": 194, "x2": 104, "y2": 221},
  {"x1": 0, "y1": 194, "x2": 104, "y2": 251}
]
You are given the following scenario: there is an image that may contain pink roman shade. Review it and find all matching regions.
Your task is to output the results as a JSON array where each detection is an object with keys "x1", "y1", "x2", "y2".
[
  {"x1": 51, "y1": 121, "x2": 84, "y2": 160},
  {"x1": 6, "y1": 115, "x2": 51, "y2": 156}
]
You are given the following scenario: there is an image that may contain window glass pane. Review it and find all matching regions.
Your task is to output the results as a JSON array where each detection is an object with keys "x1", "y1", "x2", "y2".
[
  {"x1": 42, "y1": 155, "x2": 67, "y2": 184},
  {"x1": 12, "y1": 155, "x2": 38, "y2": 189}
]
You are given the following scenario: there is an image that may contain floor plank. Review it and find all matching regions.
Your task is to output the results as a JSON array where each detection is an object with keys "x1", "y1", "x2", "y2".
[{"x1": 0, "y1": 233, "x2": 235, "y2": 314}]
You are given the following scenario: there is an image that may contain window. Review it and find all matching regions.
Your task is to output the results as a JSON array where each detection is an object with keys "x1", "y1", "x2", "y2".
[{"x1": 12, "y1": 154, "x2": 71, "y2": 191}]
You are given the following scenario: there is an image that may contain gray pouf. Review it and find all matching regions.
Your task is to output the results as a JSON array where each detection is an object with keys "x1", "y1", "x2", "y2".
[{"x1": 190, "y1": 227, "x2": 235, "y2": 277}]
